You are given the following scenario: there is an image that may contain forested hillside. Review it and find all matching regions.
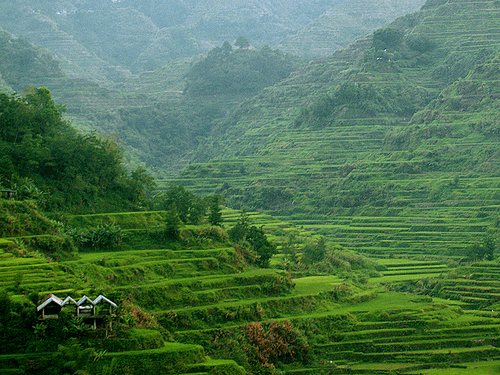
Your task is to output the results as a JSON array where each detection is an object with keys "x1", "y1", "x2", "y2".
[
  {"x1": 0, "y1": 0, "x2": 425, "y2": 174},
  {"x1": 0, "y1": 88, "x2": 154, "y2": 213}
]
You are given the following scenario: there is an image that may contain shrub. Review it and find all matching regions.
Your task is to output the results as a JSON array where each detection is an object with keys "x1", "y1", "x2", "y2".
[
  {"x1": 245, "y1": 320, "x2": 309, "y2": 372},
  {"x1": 372, "y1": 27, "x2": 404, "y2": 50},
  {"x1": 29, "y1": 234, "x2": 77, "y2": 260},
  {"x1": 69, "y1": 223, "x2": 125, "y2": 251}
]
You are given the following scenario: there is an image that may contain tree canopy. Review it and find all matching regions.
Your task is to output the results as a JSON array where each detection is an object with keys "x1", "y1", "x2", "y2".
[
  {"x1": 184, "y1": 42, "x2": 301, "y2": 96},
  {"x1": 0, "y1": 87, "x2": 154, "y2": 212}
]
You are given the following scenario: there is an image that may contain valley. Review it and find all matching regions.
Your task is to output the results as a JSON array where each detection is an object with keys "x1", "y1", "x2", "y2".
[{"x1": 2, "y1": 0, "x2": 500, "y2": 374}]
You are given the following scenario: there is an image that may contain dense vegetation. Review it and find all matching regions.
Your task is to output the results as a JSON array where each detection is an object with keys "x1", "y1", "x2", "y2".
[
  {"x1": 185, "y1": 42, "x2": 302, "y2": 97},
  {"x1": 0, "y1": 88, "x2": 154, "y2": 213},
  {"x1": 0, "y1": 31, "x2": 63, "y2": 92}
]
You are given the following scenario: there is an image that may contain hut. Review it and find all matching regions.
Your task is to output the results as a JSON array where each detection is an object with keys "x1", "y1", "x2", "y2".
[
  {"x1": 76, "y1": 295, "x2": 95, "y2": 318},
  {"x1": 37, "y1": 294, "x2": 64, "y2": 320},
  {"x1": 1, "y1": 189, "x2": 18, "y2": 200},
  {"x1": 37, "y1": 294, "x2": 117, "y2": 330}
]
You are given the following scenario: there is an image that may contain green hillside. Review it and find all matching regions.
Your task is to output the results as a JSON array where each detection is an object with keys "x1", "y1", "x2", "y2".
[
  {"x1": 5, "y1": 0, "x2": 500, "y2": 374},
  {"x1": 173, "y1": 0, "x2": 500, "y2": 261},
  {"x1": 278, "y1": 0, "x2": 424, "y2": 57},
  {"x1": 4, "y1": 202, "x2": 500, "y2": 374},
  {"x1": 0, "y1": 0, "x2": 426, "y2": 175}
]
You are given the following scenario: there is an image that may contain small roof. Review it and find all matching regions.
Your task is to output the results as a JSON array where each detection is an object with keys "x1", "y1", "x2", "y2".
[
  {"x1": 37, "y1": 294, "x2": 64, "y2": 311},
  {"x1": 62, "y1": 296, "x2": 77, "y2": 305},
  {"x1": 93, "y1": 295, "x2": 117, "y2": 308},
  {"x1": 37, "y1": 294, "x2": 118, "y2": 311},
  {"x1": 77, "y1": 295, "x2": 94, "y2": 306}
]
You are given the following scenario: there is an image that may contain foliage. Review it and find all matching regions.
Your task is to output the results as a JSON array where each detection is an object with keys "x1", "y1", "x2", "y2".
[
  {"x1": 209, "y1": 320, "x2": 308, "y2": 374},
  {"x1": 301, "y1": 236, "x2": 327, "y2": 264},
  {"x1": 29, "y1": 235, "x2": 78, "y2": 261},
  {"x1": 153, "y1": 185, "x2": 207, "y2": 225},
  {"x1": 185, "y1": 42, "x2": 301, "y2": 97},
  {"x1": 235, "y1": 36, "x2": 250, "y2": 49},
  {"x1": 207, "y1": 195, "x2": 224, "y2": 227},
  {"x1": 372, "y1": 27, "x2": 404, "y2": 50},
  {"x1": 0, "y1": 31, "x2": 64, "y2": 91},
  {"x1": 0, "y1": 199, "x2": 56, "y2": 237},
  {"x1": 150, "y1": 210, "x2": 183, "y2": 242},
  {"x1": 119, "y1": 300, "x2": 161, "y2": 330},
  {"x1": 227, "y1": 210, "x2": 252, "y2": 243},
  {"x1": 0, "y1": 88, "x2": 154, "y2": 213},
  {"x1": 51, "y1": 338, "x2": 97, "y2": 375},
  {"x1": 69, "y1": 223, "x2": 126, "y2": 252},
  {"x1": 228, "y1": 211, "x2": 277, "y2": 268},
  {"x1": 245, "y1": 320, "x2": 309, "y2": 373},
  {"x1": 245, "y1": 226, "x2": 278, "y2": 268},
  {"x1": 295, "y1": 81, "x2": 432, "y2": 128},
  {"x1": 467, "y1": 235, "x2": 496, "y2": 261}
]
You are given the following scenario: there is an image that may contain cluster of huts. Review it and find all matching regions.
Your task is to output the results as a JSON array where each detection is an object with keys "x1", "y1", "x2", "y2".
[{"x1": 37, "y1": 294, "x2": 117, "y2": 329}]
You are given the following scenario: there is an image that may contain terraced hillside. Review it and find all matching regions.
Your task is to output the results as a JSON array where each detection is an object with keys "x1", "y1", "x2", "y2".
[
  {"x1": 0, "y1": 0, "x2": 425, "y2": 83},
  {"x1": 278, "y1": 0, "x2": 424, "y2": 57},
  {"x1": 0, "y1": 209, "x2": 296, "y2": 374},
  {"x1": 3, "y1": 208, "x2": 500, "y2": 374},
  {"x1": 172, "y1": 0, "x2": 500, "y2": 260}
]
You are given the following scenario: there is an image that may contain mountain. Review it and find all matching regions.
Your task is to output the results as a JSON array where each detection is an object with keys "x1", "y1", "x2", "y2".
[
  {"x1": 0, "y1": 0, "x2": 425, "y2": 175},
  {"x1": 6, "y1": 1, "x2": 500, "y2": 374},
  {"x1": 173, "y1": 0, "x2": 500, "y2": 259},
  {"x1": 278, "y1": 0, "x2": 425, "y2": 57},
  {"x1": 0, "y1": 0, "x2": 425, "y2": 84}
]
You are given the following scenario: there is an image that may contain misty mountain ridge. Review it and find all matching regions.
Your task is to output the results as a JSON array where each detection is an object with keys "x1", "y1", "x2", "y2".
[{"x1": 0, "y1": 0, "x2": 425, "y2": 84}]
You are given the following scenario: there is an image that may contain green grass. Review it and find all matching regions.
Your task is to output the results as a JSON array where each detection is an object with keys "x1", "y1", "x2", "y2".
[
  {"x1": 416, "y1": 360, "x2": 500, "y2": 374},
  {"x1": 293, "y1": 276, "x2": 343, "y2": 295}
]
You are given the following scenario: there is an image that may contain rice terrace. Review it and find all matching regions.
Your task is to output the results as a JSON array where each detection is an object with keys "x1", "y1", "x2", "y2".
[{"x1": 2, "y1": 0, "x2": 500, "y2": 374}]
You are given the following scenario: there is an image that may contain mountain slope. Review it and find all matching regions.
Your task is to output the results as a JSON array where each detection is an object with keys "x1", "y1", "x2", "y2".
[
  {"x1": 279, "y1": 0, "x2": 425, "y2": 57},
  {"x1": 0, "y1": 0, "x2": 425, "y2": 83},
  {"x1": 172, "y1": 0, "x2": 500, "y2": 258}
]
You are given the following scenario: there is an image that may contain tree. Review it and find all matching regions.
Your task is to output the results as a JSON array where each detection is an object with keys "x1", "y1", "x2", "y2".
[
  {"x1": 222, "y1": 41, "x2": 233, "y2": 55},
  {"x1": 245, "y1": 226, "x2": 277, "y2": 268},
  {"x1": 155, "y1": 185, "x2": 206, "y2": 224},
  {"x1": 227, "y1": 211, "x2": 276, "y2": 267},
  {"x1": 0, "y1": 88, "x2": 153, "y2": 212},
  {"x1": 124, "y1": 167, "x2": 156, "y2": 205},
  {"x1": 207, "y1": 194, "x2": 223, "y2": 226},
  {"x1": 372, "y1": 28, "x2": 404, "y2": 50},
  {"x1": 235, "y1": 36, "x2": 250, "y2": 49},
  {"x1": 228, "y1": 210, "x2": 251, "y2": 242}
]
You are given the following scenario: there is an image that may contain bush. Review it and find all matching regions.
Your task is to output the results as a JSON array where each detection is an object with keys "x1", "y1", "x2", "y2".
[
  {"x1": 372, "y1": 28, "x2": 404, "y2": 50},
  {"x1": 70, "y1": 223, "x2": 125, "y2": 251},
  {"x1": 29, "y1": 235, "x2": 77, "y2": 260}
]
